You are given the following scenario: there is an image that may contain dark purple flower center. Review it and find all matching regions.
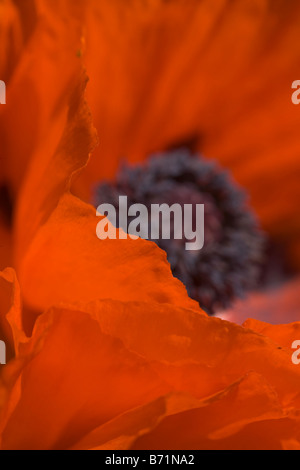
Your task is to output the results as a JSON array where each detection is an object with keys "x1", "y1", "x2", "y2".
[{"x1": 95, "y1": 150, "x2": 265, "y2": 314}]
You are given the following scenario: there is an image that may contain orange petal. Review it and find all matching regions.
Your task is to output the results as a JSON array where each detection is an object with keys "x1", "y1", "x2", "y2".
[
  {"x1": 72, "y1": 372, "x2": 288, "y2": 450},
  {"x1": 243, "y1": 319, "x2": 300, "y2": 351},
  {"x1": 131, "y1": 373, "x2": 297, "y2": 450},
  {"x1": 0, "y1": 214, "x2": 12, "y2": 272},
  {"x1": 18, "y1": 193, "x2": 200, "y2": 330},
  {"x1": 1, "y1": 299, "x2": 300, "y2": 449},
  {"x1": 0, "y1": 268, "x2": 22, "y2": 358},
  {"x1": 11, "y1": 68, "x2": 200, "y2": 327},
  {"x1": 73, "y1": 0, "x2": 300, "y2": 257},
  {"x1": 0, "y1": 0, "x2": 88, "y2": 195},
  {"x1": 12, "y1": 1, "x2": 37, "y2": 45},
  {"x1": 71, "y1": 393, "x2": 201, "y2": 450},
  {"x1": 13, "y1": 71, "x2": 98, "y2": 262},
  {"x1": 0, "y1": 0, "x2": 22, "y2": 82},
  {"x1": 0, "y1": 306, "x2": 170, "y2": 450},
  {"x1": 0, "y1": 0, "x2": 22, "y2": 185},
  {"x1": 74, "y1": 299, "x2": 300, "y2": 407}
]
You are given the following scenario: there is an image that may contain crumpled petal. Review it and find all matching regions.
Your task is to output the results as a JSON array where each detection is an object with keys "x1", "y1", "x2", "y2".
[
  {"x1": 71, "y1": 299, "x2": 300, "y2": 406},
  {"x1": 71, "y1": 372, "x2": 289, "y2": 450},
  {"x1": 0, "y1": 306, "x2": 170, "y2": 450},
  {"x1": 1, "y1": 298, "x2": 300, "y2": 450},
  {"x1": 18, "y1": 193, "x2": 200, "y2": 325}
]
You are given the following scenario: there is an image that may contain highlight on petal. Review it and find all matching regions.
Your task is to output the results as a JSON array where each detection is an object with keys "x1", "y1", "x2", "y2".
[{"x1": 218, "y1": 277, "x2": 300, "y2": 325}]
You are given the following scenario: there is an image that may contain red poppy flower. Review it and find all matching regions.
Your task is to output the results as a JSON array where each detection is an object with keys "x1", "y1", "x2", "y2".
[{"x1": 0, "y1": 0, "x2": 300, "y2": 451}]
